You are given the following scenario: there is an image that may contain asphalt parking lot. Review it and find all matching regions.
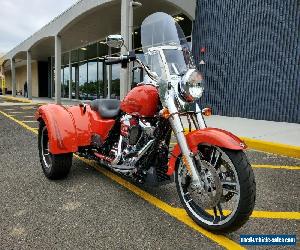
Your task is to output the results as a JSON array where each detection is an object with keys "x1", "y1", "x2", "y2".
[{"x1": 0, "y1": 102, "x2": 299, "y2": 249}]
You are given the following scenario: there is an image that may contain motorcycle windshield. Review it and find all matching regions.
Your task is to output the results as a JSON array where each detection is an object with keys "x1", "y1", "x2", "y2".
[{"x1": 141, "y1": 12, "x2": 195, "y2": 78}]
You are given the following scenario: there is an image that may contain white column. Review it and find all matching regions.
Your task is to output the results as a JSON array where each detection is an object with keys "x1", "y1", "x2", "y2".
[
  {"x1": 120, "y1": 0, "x2": 130, "y2": 100},
  {"x1": 55, "y1": 35, "x2": 62, "y2": 104},
  {"x1": 27, "y1": 51, "x2": 32, "y2": 100},
  {"x1": 0, "y1": 65, "x2": 5, "y2": 94},
  {"x1": 68, "y1": 51, "x2": 72, "y2": 99},
  {"x1": 11, "y1": 58, "x2": 16, "y2": 97},
  {"x1": 128, "y1": 0, "x2": 133, "y2": 92},
  {"x1": 0, "y1": 65, "x2": 3, "y2": 78}
]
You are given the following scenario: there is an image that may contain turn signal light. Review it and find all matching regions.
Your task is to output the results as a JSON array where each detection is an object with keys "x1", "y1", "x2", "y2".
[
  {"x1": 182, "y1": 155, "x2": 192, "y2": 175},
  {"x1": 202, "y1": 107, "x2": 212, "y2": 116},
  {"x1": 160, "y1": 108, "x2": 171, "y2": 119}
]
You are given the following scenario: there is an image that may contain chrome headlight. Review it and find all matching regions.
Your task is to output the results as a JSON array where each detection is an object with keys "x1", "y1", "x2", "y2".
[{"x1": 179, "y1": 69, "x2": 204, "y2": 102}]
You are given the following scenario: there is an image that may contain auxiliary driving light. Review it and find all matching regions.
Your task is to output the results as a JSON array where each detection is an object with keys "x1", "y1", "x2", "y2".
[{"x1": 202, "y1": 107, "x2": 212, "y2": 116}]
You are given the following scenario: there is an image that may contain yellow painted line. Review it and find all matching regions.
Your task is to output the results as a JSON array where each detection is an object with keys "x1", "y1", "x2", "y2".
[
  {"x1": 9, "y1": 111, "x2": 25, "y2": 114},
  {"x1": 250, "y1": 210, "x2": 300, "y2": 220},
  {"x1": 204, "y1": 209, "x2": 300, "y2": 220},
  {"x1": 252, "y1": 165, "x2": 300, "y2": 170},
  {"x1": 76, "y1": 156, "x2": 244, "y2": 250},
  {"x1": 1, "y1": 96, "x2": 32, "y2": 103},
  {"x1": 23, "y1": 116, "x2": 35, "y2": 118},
  {"x1": 0, "y1": 109, "x2": 242, "y2": 249},
  {"x1": 21, "y1": 120, "x2": 38, "y2": 123},
  {"x1": 21, "y1": 106, "x2": 37, "y2": 110},
  {"x1": 241, "y1": 137, "x2": 300, "y2": 159},
  {"x1": 0, "y1": 110, "x2": 38, "y2": 135}
]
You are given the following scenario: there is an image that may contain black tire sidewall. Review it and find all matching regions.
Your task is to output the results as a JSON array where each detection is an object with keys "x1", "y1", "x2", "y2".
[
  {"x1": 175, "y1": 148, "x2": 256, "y2": 233},
  {"x1": 38, "y1": 121, "x2": 72, "y2": 180},
  {"x1": 38, "y1": 121, "x2": 51, "y2": 177}
]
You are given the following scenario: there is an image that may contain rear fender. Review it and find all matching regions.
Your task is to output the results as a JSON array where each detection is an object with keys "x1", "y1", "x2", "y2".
[
  {"x1": 35, "y1": 104, "x2": 79, "y2": 154},
  {"x1": 167, "y1": 128, "x2": 246, "y2": 175},
  {"x1": 36, "y1": 104, "x2": 116, "y2": 154}
]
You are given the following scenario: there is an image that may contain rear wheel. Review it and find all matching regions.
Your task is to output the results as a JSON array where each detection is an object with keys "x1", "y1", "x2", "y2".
[
  {"x1": 175, "y1": 146, "x2": 256, "y2": 233},
  {"x1": 38, "y1": 121, "x2": 72, "y2": 180}
]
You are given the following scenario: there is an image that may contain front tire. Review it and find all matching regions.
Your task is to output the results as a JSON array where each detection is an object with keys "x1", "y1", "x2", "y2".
[
  {"x1": 175, "y1": 146, "x2": 256, "y2": 233},
  {"x1": 38, "y1": 121, "x2": 72, "y2": 180}
]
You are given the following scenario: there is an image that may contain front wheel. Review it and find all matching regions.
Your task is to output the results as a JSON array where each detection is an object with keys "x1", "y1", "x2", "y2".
[
  {"x1": 175, "y1": 146, "x2": 256, "y2": 233},
  {"x1": 38, "y1": 121, "x2": 73, "y2": 180}
]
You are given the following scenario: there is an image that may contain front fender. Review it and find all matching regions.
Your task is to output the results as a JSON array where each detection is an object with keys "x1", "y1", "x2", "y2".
[
  {"x1": 35, "y1": 104, "x2": 80, "y2": 154},
  {"x1": 167, "y1": 128, "x2": 246, "y2": 175}
]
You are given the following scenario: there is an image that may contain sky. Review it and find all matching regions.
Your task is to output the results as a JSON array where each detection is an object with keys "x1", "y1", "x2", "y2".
[{"x1": 0, "y1": 0, "x2": 78, "y2": 54}]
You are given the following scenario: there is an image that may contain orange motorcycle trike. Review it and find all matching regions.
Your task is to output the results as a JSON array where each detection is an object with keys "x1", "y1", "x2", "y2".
[{"x1": 36, "y1": 12, "x2": 256, "y2": 233}]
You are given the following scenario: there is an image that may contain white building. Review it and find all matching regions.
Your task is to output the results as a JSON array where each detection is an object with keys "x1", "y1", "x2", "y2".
[{"x1": 0, "y1": 0, "x2": 196, "y2": 103}]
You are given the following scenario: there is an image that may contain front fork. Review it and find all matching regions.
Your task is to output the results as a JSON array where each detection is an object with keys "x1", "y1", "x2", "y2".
[{"x1": 166, "y1": 93, "x2": 206, "y2": 184}]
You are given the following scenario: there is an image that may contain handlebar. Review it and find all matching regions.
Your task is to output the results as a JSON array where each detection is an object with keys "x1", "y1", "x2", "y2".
[
  {"x1": 105, "y1": 52, "x2": 158, "y2": 84},
  {"x1": 104, "y1": 51, "x2": 136, "y2": 67},
  {"x1": 105, "y1": 56, "x2": 125, "y2": 65}
]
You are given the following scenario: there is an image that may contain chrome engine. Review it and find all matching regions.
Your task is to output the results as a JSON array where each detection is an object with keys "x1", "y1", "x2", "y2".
[{"x1": 109, "y1": 115, "x2": 156, "y2": 173}]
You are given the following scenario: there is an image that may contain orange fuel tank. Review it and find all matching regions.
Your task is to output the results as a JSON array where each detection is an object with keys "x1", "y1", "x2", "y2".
[{"x1": 120, "y1": 85, "x2": 159, "y2": 117}]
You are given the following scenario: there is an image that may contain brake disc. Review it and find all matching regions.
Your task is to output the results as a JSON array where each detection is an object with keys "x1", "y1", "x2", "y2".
[{"x1": 198, "y1": 160, "x2": 222, "y2": 207}]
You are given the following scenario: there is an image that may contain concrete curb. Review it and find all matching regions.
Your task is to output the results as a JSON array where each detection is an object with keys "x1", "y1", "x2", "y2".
[{"x1": 241, "y1": 137, "x2": 300, "y2": 159}]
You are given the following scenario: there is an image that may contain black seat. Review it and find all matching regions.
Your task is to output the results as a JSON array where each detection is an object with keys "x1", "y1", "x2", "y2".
[{"x1": 90, "y1": 99, "x2": 120, "y2": 118}]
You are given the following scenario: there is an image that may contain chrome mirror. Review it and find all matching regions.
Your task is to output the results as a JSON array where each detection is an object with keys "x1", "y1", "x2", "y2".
[{"x1": 106, "y1": 35, "x2": 124, "y2": 49}]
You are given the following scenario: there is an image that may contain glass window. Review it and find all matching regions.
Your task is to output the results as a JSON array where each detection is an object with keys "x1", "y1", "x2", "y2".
[
  {"x1": 60, "y1": 68, "x2": 64, "y2": 97},
  {"x1": 79, "y1": 62, "x2": 87, "y2": 100},
  {"x1": 86, "y1": 60, "x2": 98, "y2": 100},
  {"x1": 54, "y1": 38, "x2": 138, "y2": 100},
  {"x1": 111, "y1": 64, "x2": 120, "y2": 99},
  {"x1": 98, "y1": 60, "x2": 105, "y2": 98},
  {"x1": 71, "y1": 64, "x2": 77, "y2": 99},
  {"x1": 62, "y1": 66, "x2": 69, "y2": 98}
]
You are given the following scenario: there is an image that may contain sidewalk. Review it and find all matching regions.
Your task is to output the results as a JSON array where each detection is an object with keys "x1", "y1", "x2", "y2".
[
  {"x1": 180, "y1": 114, "x2": 300, "y2": 158},
  {"x1": 0, "y1": 95, "x2": 83, "y2": 106},
  {"x1": 1, "y1": 95, "x2": 299, "y2": 158},
  {"x1": 204, "y1": 115, "x2": 300, "y2": 147},
  {"x1": 203, "y1": 115, "x2": 300, "y2": 158}
]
